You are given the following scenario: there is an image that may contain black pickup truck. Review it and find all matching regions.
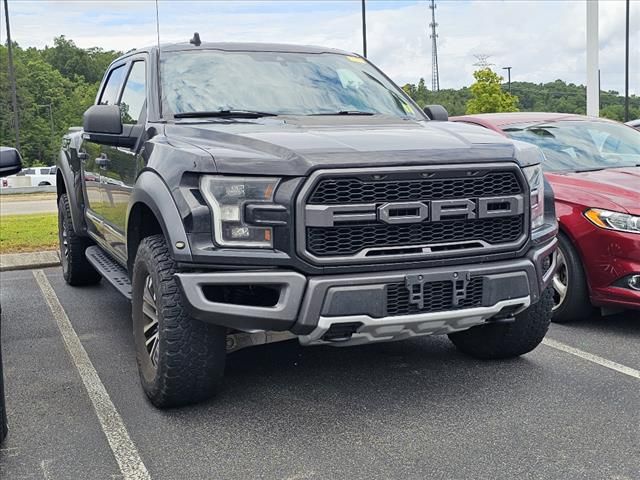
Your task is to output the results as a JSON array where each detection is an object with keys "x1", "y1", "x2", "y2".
[{"x1": 57, "y1": 40, "x2": 558, "y2": 408}]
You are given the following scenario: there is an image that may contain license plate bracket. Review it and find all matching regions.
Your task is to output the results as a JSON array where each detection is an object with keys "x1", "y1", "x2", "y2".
[{"x1": 405, "y1": 271, "x2": 471, "y2": 310}]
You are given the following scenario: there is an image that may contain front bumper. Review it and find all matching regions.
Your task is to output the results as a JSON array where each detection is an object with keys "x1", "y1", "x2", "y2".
[
  {"x1": 175, "y1": 239, "x2": 557, "y2": 344},
  {"x1": 577, "y1": 226, "x2": 640, "y2": 310}
]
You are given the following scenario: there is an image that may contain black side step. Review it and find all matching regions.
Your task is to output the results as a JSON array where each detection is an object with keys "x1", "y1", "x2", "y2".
[{"x1": 85, "y1": 246, "x2": 132, "y2": 300}]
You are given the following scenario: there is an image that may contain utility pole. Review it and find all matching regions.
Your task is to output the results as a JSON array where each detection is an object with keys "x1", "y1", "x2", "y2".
[
  {"x1": 429, "y1": 0, "x2": 440, "y2": 91},
  {"x1": 361, "y1": 0, "x2": 367, "y2": 58},
  {"x1": 502, "y1": 66, "x2": 512, "y2": 93},
  {"x1": 3, "y1": 0, "x2": 21, "y2": 151},
  {"x1": 624, "y1": 0, "x2": 630, "y2": 122},
  {"x1": 586, "y1": 0, "x2": 599, "y2": 117}
]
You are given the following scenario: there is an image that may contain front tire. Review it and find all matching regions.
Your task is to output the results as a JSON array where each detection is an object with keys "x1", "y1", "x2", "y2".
[
  {"x1": 448, "y1": 287, "x2": 553, "y2": 359},
  {"x1": 551, "y1": 233, "x2": 592, "y2": 323},
  {"x1": 58, "y1": 194, "x2": 101, "y2": 286},
  {"x1": 132, "y1": 234, "x2": 226, "y2": 408}
]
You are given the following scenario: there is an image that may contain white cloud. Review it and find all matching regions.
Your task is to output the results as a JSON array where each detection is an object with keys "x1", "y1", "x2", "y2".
[{"x1": 1, "y1": 0, "x2": 638, "y2": 94}]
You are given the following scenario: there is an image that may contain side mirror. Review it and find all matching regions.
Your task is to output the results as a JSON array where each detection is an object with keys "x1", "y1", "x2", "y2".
[
  {"x1": 83, "y1": 104, "x2": 140, "y2": 148},
  {"x1": 0, "y1": 146, "x2": 23, "y2": 177},
  {"x1": 423, "y1": 104, "x2": 449, "y2": 121}
]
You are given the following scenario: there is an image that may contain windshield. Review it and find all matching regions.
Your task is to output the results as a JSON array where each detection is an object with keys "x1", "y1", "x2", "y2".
[
  {"x1": 503, "y1": 120, "x2": 640, "y2": 172},
  {"x1": 161, "y1": 50, "x2": 422, "y2": 119}
]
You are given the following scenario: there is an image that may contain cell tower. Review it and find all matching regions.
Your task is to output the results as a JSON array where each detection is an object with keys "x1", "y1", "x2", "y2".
[{"x1": 429, "y1": 0, "x2": 440, "y2": 91}]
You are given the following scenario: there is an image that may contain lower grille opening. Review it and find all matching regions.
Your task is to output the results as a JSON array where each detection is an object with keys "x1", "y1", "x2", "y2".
[
  {"x1": 202, "y1": 284, "x2": 281, "y2": 307},
  {"x1": 322, "y1": 322, "x2": 363, "y2": 342},
  {"x1": 386, "y1": 278, "x2": 484, "y2": 316}
]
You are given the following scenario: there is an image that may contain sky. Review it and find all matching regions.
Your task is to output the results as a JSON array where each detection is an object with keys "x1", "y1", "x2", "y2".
[{"x1": 1, "y1": 0, "x2": 638, "y2": 95}]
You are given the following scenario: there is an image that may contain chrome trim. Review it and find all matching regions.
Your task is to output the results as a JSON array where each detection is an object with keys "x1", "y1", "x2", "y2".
[
  {"x1": 296, "y1": 163, "x2": 530, "y2": 265},
  {"x1": 299, "y1": 296, "x2": 532, "y2": 347}
]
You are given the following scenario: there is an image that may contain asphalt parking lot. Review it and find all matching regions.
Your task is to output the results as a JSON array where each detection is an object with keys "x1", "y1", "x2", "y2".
[{"x1": 1, "y1": 267, "x2": 638, "y2": 480}]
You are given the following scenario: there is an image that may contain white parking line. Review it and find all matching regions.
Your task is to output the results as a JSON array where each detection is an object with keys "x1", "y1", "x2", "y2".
[
  {"x1": 542, "y1": 338, "x2": 640, "y2": 380},
  {"x1": 33, "y1": 270, "x2": 151, "y2": 480}
]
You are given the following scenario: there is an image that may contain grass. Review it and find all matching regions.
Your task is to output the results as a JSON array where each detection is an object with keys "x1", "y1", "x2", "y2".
[{"x1": 0, "y1": 213, "x2": 58, "y2": 254}]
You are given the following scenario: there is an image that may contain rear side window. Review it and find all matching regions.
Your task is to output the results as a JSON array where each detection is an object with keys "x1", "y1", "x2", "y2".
[
  {"x1": 99, "y1": 65, "x2": 127, "y2": 105},
  {"x1": 119, "y1": 61, "x2": 146, "y2": 124}
]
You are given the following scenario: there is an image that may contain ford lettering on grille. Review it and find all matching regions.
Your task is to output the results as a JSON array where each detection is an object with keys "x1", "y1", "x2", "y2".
[{"x1": 306, "y1": 196, "x2": 524, "y2": 227}]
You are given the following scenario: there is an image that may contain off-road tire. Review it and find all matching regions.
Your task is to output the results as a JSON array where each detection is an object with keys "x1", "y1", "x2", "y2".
[
  {"x1": 132, "y1": 234, "x2": 226, "y2": 408},
  {"x1": 58, "y1": 194, "x2": 101, "y2": 286},
  {"x1": 551, "y1": 233, "x2": 593, "y2": 323},
  {"x1": 448, "y1": 287, "x2": 554, "y2": 359}
]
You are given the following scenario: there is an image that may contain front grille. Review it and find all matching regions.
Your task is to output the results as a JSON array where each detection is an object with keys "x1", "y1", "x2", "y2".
[
  {"x1": 298, "y1": 166, "x2": 528, "y2": 264},
  {"x1": 386, "y1": 277, "x2": 484, "y2": 316},
  {"x1": 308, "y1": 172, "x2": 521, "y2": 205},
  {"x1": 307, "y1": 216, "x2": 523, "y2": 257}
]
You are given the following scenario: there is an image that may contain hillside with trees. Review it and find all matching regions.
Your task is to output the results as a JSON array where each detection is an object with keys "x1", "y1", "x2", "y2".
[
  {"x1": 1, "y1": 36, "x2": 638, "y2": 166},
  {"x1": 1, "y1": 37, "x2": 121, "y2": 167},
  {"x1": 403, "y1": 75, "x2": 639, "y2": 120}
]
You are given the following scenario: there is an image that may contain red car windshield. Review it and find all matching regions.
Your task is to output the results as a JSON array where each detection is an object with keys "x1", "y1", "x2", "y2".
[{"x1": 503, "y1": 120, "x2": 640, "y2": 172}]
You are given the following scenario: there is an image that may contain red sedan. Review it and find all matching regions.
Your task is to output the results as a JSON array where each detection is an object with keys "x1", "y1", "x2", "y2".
[{"x1": 452, "y1": 113, "x2": 640, "y2": 322}]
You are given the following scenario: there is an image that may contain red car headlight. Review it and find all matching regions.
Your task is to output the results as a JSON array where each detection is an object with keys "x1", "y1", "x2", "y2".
[{"x1": 585, "y1": 208, "x2": 640, "y2": 234}]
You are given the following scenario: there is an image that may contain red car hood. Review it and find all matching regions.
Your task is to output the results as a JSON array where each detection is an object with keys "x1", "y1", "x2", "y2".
[{"x1": 547, "y1": 167, "x2": 640, "y2": 215}]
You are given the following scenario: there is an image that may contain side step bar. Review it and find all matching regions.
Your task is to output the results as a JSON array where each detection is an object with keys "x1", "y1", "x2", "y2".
[{"x1": 85, "y1": 246, "x2": 132, "y2": 300}]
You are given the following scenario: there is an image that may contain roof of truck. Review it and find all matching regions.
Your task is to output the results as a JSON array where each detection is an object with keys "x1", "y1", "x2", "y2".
[{"x1": 120, "y1": 41, "x2": 355, "y2": 59}]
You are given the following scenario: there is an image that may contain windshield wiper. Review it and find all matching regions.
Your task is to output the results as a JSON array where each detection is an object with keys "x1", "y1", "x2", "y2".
[
  {"x1": 174, "y1": 110, "x2": 278, "y2": 119},
  {"x1": 310, "y1": 110, "x2": 376, "y2": 116}
]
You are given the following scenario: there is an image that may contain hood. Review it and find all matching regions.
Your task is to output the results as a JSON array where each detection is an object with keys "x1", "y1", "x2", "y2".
[
  {"x1": 547, "y1": 167, "x2": 640, "y2": 215},
  {"x1": 163, "y1": 116, "x2": 534, "y2": 176}
]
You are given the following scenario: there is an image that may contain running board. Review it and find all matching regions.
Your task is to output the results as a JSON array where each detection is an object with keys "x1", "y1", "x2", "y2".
[{"x1": 85, "y1": 246, "x2": 132, "y2": 300}]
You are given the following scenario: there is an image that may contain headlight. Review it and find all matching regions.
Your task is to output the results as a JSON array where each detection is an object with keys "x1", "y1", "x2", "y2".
[
  {"x1": 523, "y1": 164, "x2": 545, "y2": 229},
  {"x1": 585, "y1": 208, "x2": 640, "y2": 234},
  {"x1": 200, "y1": 176, "x2": 280, "y2": 248}
]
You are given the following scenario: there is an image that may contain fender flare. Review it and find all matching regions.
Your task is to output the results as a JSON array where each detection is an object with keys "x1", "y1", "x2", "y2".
[
  {"x1": 56, "y1": 152, "x2": 87, "y2": 235},
  {"x1": 126, "y1": 171, "x2": 193, "y2": 265}
]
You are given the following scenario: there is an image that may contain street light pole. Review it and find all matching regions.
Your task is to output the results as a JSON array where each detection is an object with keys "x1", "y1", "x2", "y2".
[
  {"x1": 502, "y1": 66, "x2": 512, "y2": 93},
  {"x1": 361, "y1": 0, "x2": 367, "y2": 58},
  {"x1": 3, "y1": 0, "x2": 21, "y2": 151},
  {"x1": 624, "y1": 0, "x2": 630, "y2": 122}
]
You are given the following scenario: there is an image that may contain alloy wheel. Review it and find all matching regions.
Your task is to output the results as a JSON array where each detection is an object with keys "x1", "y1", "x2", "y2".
[
  {"x1": 142, "y1": 275, "x2": 160, "y2": 367},
  {"x1": 552, "y1": 248, "x2": 568, "y2": 311}
]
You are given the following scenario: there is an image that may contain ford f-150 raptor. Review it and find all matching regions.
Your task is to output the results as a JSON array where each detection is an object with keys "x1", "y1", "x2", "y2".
[{"x1": 57, "y1": 39, "x2": 558, "y2": 408}]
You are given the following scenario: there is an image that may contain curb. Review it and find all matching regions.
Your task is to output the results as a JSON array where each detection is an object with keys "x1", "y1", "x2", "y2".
[{"x1": 0, "y1": 251, "x2": 61, "y2": 272}]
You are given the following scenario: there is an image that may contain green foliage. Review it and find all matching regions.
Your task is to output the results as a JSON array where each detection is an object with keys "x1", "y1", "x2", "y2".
[
  {"x1": 466, "y1": 68, "x2": 519, "y2": 114},
  {"x1": 404, "y1": 77, "x2": 640, "y2": 122},
  {"x1": 1, "y1": 37, "x2": 121, "y2": 166}
]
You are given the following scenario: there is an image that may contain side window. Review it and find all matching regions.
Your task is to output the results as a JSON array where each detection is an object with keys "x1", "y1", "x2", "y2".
[
  {"x1": 119, "y1": 61, "x2": 146, "y2": 124},
  {"x1": 98, "y1": 65, "x2": 127, "y2": 105}
]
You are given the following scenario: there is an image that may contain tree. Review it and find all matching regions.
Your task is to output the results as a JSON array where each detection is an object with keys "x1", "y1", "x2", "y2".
[
  {"x1": 466, "y1": 68, "x2": 519, "y2": 114},
  {"x1": 1, "y1": 39, "x2": 120, "y2": 166}
]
